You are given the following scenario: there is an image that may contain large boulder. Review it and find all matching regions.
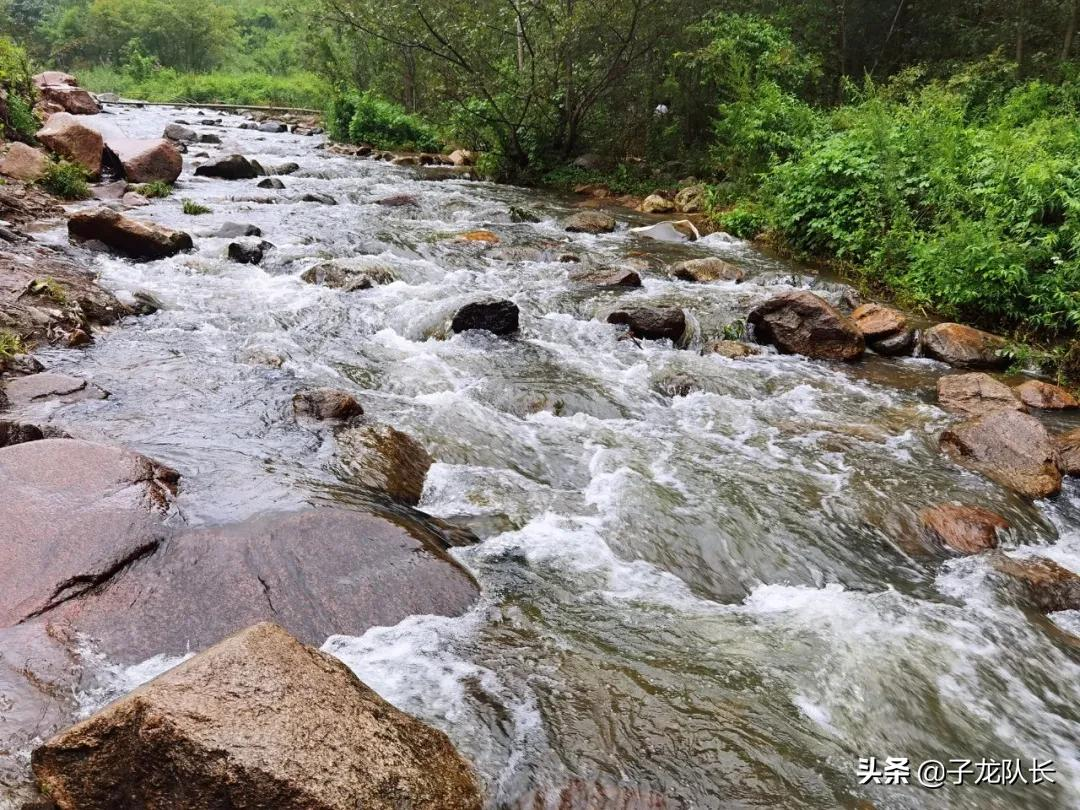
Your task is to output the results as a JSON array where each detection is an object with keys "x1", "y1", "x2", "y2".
[
  {"x1": 44, "y1": 508, "x2": 478, "y2": 663},
  {"x1": 674, "y1": 184, "x2": 706, "y2": 213},
  {"x1": 0, "y1": 142, "x2": 49, "y2": 182},
  {"x1": 301, "y1": 261, "x2": 395, "y2": 291},
  {"x1": 32, "y1": 622, "x2": 483, "y2": 810},
  {"x1": 564, "y1": 211, "x2": 617, "y2": 234},
  {"x1": 922, "y1": 323, "x2": 1009, "y2": 369},
  {"x1": 37, "y1": 85, "x2": 100, "y2": 115},
  {"x1": 194, "y1": 154, "x2": 260, "y2": 179},
  {"x1": 936, "y1": 373, "x2": 1024, "y2": 418},
  {"x1": 747, "y1": 290, "x2": 864, "y2": 361},
  {"x1": 163, "y1": 123, "x2": 197, "y2": 142},
  {"x1": 607, "y1": 307, "x2": 686, "y2": 342},
  {"x1": 641, "y1": 193, "x2": 675, "y2": 214},
  {"x1": 918, "y1": 503, "x2": 1008, "y2": 555},
  {"x1": 1055, "y1": 427, "x2": 1080, "y2": 476},
  {"x1": 106, "y1": 138, "x2": 182, "y2": 184},
  {"x1": 32, "y1": 71, "x2": 78, "y2": 89},
  {"x1": 36, "y1": 113, "x2": 104, "y2": 178},
  {"x1": 448, "y1": 149, "x2": 475, "y2": 166},
  {"x1": 940, "y1": 410, "x2": 1062, "y2": 499},
  {"x1": 990, "y1": 555, "x2": 1080, "y2": 613},
  {"x1": 851, "y1": 303, "x2": 915, "y2": 356},
  {"x1": 668, "y1": 257, "x2": 744, "y2": 283},
  {"x1": 1014, "y1": 379, "x2": 1079, "y2": 410},
  {"x1": 452, "y1": 299, "x2": 520, "y2": 335},
  {"x1": 0, "y1": 439, "x2": 177, "y2": 627},
  {"x1": 69, "y1": 207, "x2": 193, "y2": 260},
  {"x1": 335, "y1": 423, "x2": 434, "y2": 506}
]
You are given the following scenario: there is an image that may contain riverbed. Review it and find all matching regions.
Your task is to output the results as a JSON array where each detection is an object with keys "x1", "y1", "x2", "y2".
[{"x1": 19, "y1": 104, "x2": 1080, "y2": 809}]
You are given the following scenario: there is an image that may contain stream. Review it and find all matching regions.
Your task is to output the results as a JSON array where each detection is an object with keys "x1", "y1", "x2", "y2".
[{"x1": 19, "y1": 104, "x2": 1080, "y2": 809}]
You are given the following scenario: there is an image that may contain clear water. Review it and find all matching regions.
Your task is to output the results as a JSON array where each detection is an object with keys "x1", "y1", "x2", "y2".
[{"x1": 21, "y1": 105, "x2": 1080, "y2": 809}]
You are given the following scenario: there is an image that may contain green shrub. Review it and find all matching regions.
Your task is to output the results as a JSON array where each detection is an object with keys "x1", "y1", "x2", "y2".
[
  {"x1": 39, "y1": 160, "x2": 91, "y2": 200},
  {"x1": 137, "y1": 180, "x2": 173, "y2": 198},
  {"x1": 0, "y1": 36, "x2": 37, "y2": 139},
  {"x1": 80, "y1": 67, "x2": 328, "y2": 109},
  {"x1": 181, "y1": 198, "x2": 211, "y2": 215},
  {"x1": 327, "y1": 91, "x2": 439, "y2": 152},
  {"x1": 0, "y1": 330, "x2": 24, "y2": 360},
  {"x1": 716, "y1": 203, "x2": 768, "y2": 239}
]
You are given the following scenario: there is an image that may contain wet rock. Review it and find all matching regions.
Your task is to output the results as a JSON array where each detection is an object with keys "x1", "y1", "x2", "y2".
[
  {"x1": 48, "y1": 509, "x2": 478, "y2": 663},
  {"x1": 91, "y1": 180, "x2": 127, "y2": 201},
  {"x1": 922, "y1": 323, "x2": 1009, "y2": 370},
  {"x1": 32, "y1": 622, "x2": 483, "y2": 810},
  {"x1": 37, "y1": 85, "x2": 100, "y2": 116},
  {"x1": 1055, "y1": 427, "x2": 1080, "y2": 476},
  {"x1": 257, "y1": 177, "x2": 285, "y2": 189},
  {"x1": 226, "y1": 239, "x2": 273, "y2": 265},
  {"x1": 105, "y1": 138, "x2": 182, "y2": 184},
  {"x1": 376, "y1": 193, "x2": 418, "y2": 207},
  {"x1": 0, "y1": 142, "x2": 49, "y2": 182},
  {"x1": 0, "y1": 439, "x2": 177, "y2": 626},
  {"x1": 747, "y1": 290, "x2": 864, "y2": 361},
  {"x1": 302, "y1": 192, "x2": 337, "y2": 205},
  {"x1": 292, "y1": 388, "x2": 364, "y2": 422},
  {"x1": 417, "y1": 165, "x2": 476, "y2": 181},
  {"x1": 336, "y1": 423, "x2": 433, "y2": 505},
  {"x1": 199, "y1": 132, "x2": 222, "y2": 144},
  {"x1": 702, "y1": 339, "x2": 759, "y2": 359},
  {"x1": 214, "y1": 222, "x2": 262, "y2": 238},
  {"x1": 121, "y1": 191, "x2": 150, "y2": 207},
  {"x1": 607, "y1": 307, "x2": 686, "y2": 342},
  {"x1": 937, "y1": 373, "x2": 1024, "y2": 418},
  {"x1": 392, "y1": 155, "x2": 420, "y2": 166},
  {"x1": 940, "y1": 410, "x2": 1062, "y2": 499},
  {"x1": 132, "y1": 289, "x2": 165, "y2": 315},
  {"x1": 69, "y1": 207, "x2": 193, "y2": 260},
  {"x1": 509, "y1": 205, "x2": 540, "y2": 223},
  {"x1": 657, "y1": 373, "x2": 699, "y2": 397},
  {"x1": 274, "y1": 161, "x2": 301, "y2": 175},
  {"x1": 918, "y1": 503, "x2": 1008, "y2": 555},
  {"x1": 1014, "y1": 379, "x2": 1079, "y2": 410},
  {"x1": 674, "y1": 184, "x2": 706, "y2": 213},
  {"x1": 300, "y1": 261, "x2": 395, "y2": 291},
  {"x1": 668, "y1": 257, "x2": 744, "y2": 283},
  {"x1": 568, "y1": 265, "x2": 642, "y2": 287},
  {"x1": 458, "y1": 229, "x2": 499, "y2": 243},
  {"x1": 248, "y1": 158, "x2": 267, "y2": 175},
  {"x1": 36, "y1": 113, "x2": 104, "y2": 178},
  {"x1": 565, "y1": 211, "x2": 617, "y2": 234},
  {"x1": 0, "y1": 420, "x2": 69, "y2": 448},
  {"x1": 641, "y1": 193, "x2": 675, "y2": 214},
  {"x1": 449, "y1": 148, "x2": 475, "y2": 166},
  {"x1": 163, "y1": 123, "x2": 196, "y2": 141},
  {"x1": 869, "y1": 328, "x2": 917, "y2": 357},
  {"x1": 258, "y1": 120, "x2": 288, "y2": 133},
  {"x1": 991, "y1": 555, "x2": 1080, "y2": 613},
  {"x1": 0, "y1": 353, "x2": 44, "y2": 376},
  {"x1": 3, "y1": 373, "x2": 108, "y2": 407},
  {"x1": 194, "y1": 154, "x2": 260, "y2": 180},
  {"x1": 452, "y1": 299, "x2": 520, "y2": 336},
  {"x1": 851, "y1": 303, "x2": 914, "y2": 357}
]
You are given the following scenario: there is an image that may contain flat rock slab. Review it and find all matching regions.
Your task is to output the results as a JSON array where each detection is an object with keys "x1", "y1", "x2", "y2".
[
  {"x1": 3, "y1": 373, "x2": 108, "y2": 408},
  {"x1": 51, "y1": 508, "x2": 479, "y2": 664},
  {"x1": 0, "y1": 439, "x2": 177, "y2": 626},
  {"x1": 32, "y1": 623, "x2": 483, "y2": 810}
]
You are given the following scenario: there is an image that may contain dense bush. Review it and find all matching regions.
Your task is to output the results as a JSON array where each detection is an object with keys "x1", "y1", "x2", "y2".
[
  {"x1": 0, "y1": 37, "x2": 37, "y2": 140},
  {"x1": 327, "y1": 91, "x2": 440, "y2": 152},
  {"x1": 38, "y1": 160, "x2": 90, "y2": 200},
  {"x1": 80, "y1": 67, "x2": 328, "y2": 108}
]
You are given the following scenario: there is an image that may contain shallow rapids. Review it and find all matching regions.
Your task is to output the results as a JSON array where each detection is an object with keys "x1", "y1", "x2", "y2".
[{"x1": 21, "y1": 104, "x2": 1080, "y2": 809}]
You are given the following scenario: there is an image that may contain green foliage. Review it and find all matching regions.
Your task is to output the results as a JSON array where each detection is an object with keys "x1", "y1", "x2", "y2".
[
  {"x1": 80, "y1": 67, "x2": 327, "y2": 108},
  {"x1": 0, "y1": 330, "x2": 24, "y2": 360},
  {"x1": 136, "y1": 180, "x2": 173, "y2": 198},
  {"x1": 38, "y1": 160, "x2": 90, "y2": 200},
  {"x1": 761, "y1": 69, "x2": 1080, "y2": 334},
  {"x1": 715, "y1": 203, "x2": 768, "y2": 239},
  {"x1": 540, "y1": 164, "x2": 667, "y2": 198},
  {"x1": 181, "y1": 198, "x2": 211, "y2": 214},
  {"x1": 0, "y1": 36, "x2": 37, "y2": 140},
  {"x1": 327, "y1": 91, "x2": 439, "y2": 152},
  {"x1": 28, "y1": 277, "x2": 68, "y2": 304}
]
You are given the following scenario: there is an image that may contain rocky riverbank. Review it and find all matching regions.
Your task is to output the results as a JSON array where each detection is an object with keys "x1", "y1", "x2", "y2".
[{"x1": 4, "y1": 75, "x2": 1080, "y2": 809}]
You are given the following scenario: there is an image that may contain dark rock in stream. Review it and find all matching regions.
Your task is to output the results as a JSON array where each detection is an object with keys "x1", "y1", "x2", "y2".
[
  {"x1": 0, "y1": 420, "x2": 70, "y2": 448},
  {"x1": 702, "y1": 339, "x2": 759, "y2": 359},
  {"x1": 258, "y1": 120, "x2": 288, "y2": 133},
  {"x1": 258, "y1": 177, "x2": 286, "y2": 189},
  {"x1": 748, "y1": 290, "x2": 864, "y2": 361},
  {"x1": 300, "y1": 261, "x2": 395, "y2": 291},
  {"x1": 0, "y1": 439, "x2": 178, "y2": 627},
  {"x1": 607, "y1": 307, "x2": 686, "y2": 342},
  {"x1": 568, "y1": 265, "x2": 641, "y2": 287},
  {"x1": 214, "y1": 221, "x2": 262, "y2": 238},
  {"x1": 1014, "y1": 379, "x2": 1079, "y2": 410},
  {"x1": 164, "y1": 123, "x2": 196, "y2": 142},
  {"x1": 851, "y1": 303, "x2": 916, "y2": 356},
  {"x1": 32, "y1": 623, "x2": 484, "y2": 810},
  {"x1": 335, "y1": 423, "x2": 434, "y2": 506},
  {"x1": 918, "y1": 503, "x2": 1009, "y2": 555},
  {"x1": 564, "y1": 210, "x2": 617, "y2": 234},
  {"x1": 668, "y1": 257, "x2": 744, "y2": 283},
  {"x1": 1055, "y1": 427, "x2": 1080, "y2": 475},
  {"x1": 991, "y1": 554, "x2": 1080, "y2": 613},
  {"x1": 293, "y1": 387, "x2": 364, "y2": 423},
  {"x1": 69, "y1": 208, "x2": 193, "y2": 260},
  {"x1": 106, "y1": 137, "x2": 184, "y2": 185},
  {"x1": 194, "y1": 154, "x2": 260, "y2": 180},
  {"x1": 376, "y1": 193, "x2": 419, "y2": 207},
  {"x1": 452, "y1": 299, "x2": 520, "y2": 336},
  {"x1": 940, "y1": 409, "x2": 1062, "y2": 499},
  {"x1": 226, "y1": 239, "x2": 274, "y2": 265},
  {"x1": 302, "y1": 192, "x2": 338, "y2": 205}
]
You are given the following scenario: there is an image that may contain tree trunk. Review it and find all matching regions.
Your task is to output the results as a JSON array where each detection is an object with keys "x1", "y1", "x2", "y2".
[
  {"x1": 1016, "y1": 0, "x2": 1028, "y2": 72},
  {"x1": 1064, "y1": 0, "x2": 1078, "y2": 60}
]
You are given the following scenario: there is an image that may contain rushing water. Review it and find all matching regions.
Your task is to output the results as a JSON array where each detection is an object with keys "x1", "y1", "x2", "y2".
[{"x1": 21, "y1": 105, "x2": 1080, "y2": 809}]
